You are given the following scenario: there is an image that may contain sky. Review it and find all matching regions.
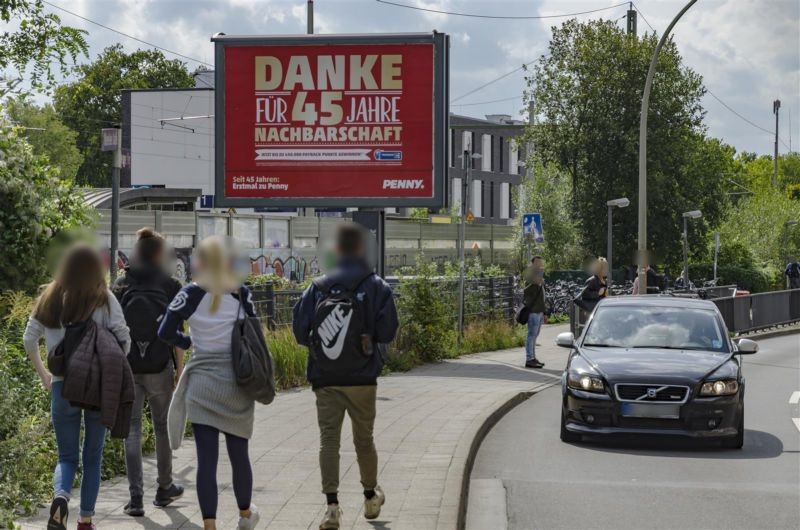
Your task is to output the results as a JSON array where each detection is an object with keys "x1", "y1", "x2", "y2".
[{"x1": 24, "y1": 0, "x2": 800, "y2": 155}]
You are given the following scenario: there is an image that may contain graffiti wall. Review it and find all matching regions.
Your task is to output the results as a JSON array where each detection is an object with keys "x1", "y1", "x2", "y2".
[{"x1": 250, "y1": 251, "x2": 321, "y2": 283}]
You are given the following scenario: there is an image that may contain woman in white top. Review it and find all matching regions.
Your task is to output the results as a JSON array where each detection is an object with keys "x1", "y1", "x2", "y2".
[{"x1": 23, "y1": 243, "x2": 130, "y2": 530}]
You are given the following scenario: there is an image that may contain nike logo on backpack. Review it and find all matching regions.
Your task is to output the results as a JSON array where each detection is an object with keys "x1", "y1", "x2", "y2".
[{"x1": 318, "y1": 306, "x2": 352, "y2": 360}]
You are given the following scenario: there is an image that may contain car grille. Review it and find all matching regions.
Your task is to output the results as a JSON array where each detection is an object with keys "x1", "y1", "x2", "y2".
[{"x1": 615, "y1": 384, "x2": 689, "y2": 403}]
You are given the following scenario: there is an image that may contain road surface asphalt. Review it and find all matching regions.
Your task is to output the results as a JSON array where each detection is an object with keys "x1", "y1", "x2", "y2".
[{"x1": 469, "y1": 333, "x2": 800, "y2": 530}]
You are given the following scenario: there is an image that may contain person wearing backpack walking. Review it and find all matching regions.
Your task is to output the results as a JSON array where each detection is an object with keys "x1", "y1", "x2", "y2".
[
  {"x1": 785, "y1": 257, "x2": 800, "y2": 289},
  {"x1": 23, "y1": 243, "x2": 131, "y2": 530},
  {"x1": 292, "y1": 224, "x2": 399, "y2": 530},
  {"x1": 112, "y1": 228, "x2": 185, "y2": 516},
  {"x1": 158, "y1": 236, "x2": 260, "y2": 530}
]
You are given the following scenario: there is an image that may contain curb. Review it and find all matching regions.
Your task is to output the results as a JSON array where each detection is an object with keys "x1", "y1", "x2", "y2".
[
  {"x1": 454, "y1": 381, "x2": 557, "y2": 530},
  {"x1": 743, "y1": 327, "x2": 800, "y2": 341}
]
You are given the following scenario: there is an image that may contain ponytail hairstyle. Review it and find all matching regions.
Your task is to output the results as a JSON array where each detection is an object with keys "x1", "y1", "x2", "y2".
[
  {"x1": 193, "y1": 236, "x2": 239, "y2": 314},
  {"x1": 133, "y1": 227, "x2": 166, "y2": 266},
  {"x1": 33, "y1": 243, "x2": 108, "y2": 328}
]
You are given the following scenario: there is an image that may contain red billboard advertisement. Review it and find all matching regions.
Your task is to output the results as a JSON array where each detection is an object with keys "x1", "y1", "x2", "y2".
[{"x1": 213, "y1": 33, "x2": 448, "y2": 208}]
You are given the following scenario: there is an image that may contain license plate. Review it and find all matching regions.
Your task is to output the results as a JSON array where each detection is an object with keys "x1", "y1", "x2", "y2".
[{"x1": 620, "y1": 403, "x2": 680, "y2": 419}]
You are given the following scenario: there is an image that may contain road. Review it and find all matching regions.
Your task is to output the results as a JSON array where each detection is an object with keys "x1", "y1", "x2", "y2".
[{"x1": 469, "y1": 334, "x2": 800, "y2": 530}]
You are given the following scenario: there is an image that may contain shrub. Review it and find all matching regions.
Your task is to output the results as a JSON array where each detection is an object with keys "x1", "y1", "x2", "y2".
[
  {"x1": 460, "y1": 320, "x2": 525, "y2": 354},
  {"x1": 265, "y1": 326, "x2": 308, "y2": 389},
  {"x1": 689, "y1": 264, "x2": 774, "y2": 293}
]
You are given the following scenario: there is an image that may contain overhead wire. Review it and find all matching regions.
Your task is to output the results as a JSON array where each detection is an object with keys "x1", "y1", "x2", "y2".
[{"x1": 375, "y1": 0, "x2": 630, "y2": 20}]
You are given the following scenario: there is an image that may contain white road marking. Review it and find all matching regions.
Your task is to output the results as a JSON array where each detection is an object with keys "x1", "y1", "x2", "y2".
[
  {"x1": 789, "y1": 391, "x2": 800, "y2": 405},
  {"x1": 793, "y1": 418, "x2": 800, "y2": 433}
]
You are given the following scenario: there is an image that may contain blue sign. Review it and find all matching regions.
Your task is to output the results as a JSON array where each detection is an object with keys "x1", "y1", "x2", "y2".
[
  {"x1": 374, "y1": 149, "x2": 403, "y2": 161},
  {"x1": 200, "y1": 195, "x2": 214, "y2": 209},
  {"x1": 522, "y1": 213, "x2": 544, "y2": 244}
]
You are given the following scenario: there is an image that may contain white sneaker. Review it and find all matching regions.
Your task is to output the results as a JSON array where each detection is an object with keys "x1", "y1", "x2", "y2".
[
  {"x1": 363, "y1": 486, "x2": 385, "y2": 520},
  {"x1": 237, "y1": 504, "x2": 260, "y2": 530},
  {"x1": 319, "y1": 503, "x2": 342, "y2": 529}
]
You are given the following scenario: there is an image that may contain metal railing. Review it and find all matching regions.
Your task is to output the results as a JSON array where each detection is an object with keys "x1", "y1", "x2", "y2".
[
  {"x1": 250, "y1": 275, "x2": 517, "y2": 329},
  {"x1": 712, "y1": 288, "x2": 800, "y2": 334}
]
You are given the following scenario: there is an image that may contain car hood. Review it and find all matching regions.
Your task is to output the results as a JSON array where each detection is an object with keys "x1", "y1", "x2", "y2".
[{"x1": 579, "y1": 346, "x2": 731, "y2": 385}]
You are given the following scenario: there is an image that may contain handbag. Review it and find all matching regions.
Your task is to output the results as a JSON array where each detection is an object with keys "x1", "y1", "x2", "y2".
[
  {"x1": 231, "y1": 287, "x2": 276, "y2": 405},
  {"x1": 516, "y1": 283, "x2": 543, "y2": 325}
]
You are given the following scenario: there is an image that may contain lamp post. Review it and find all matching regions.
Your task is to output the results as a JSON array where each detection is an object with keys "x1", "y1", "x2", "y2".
[
  {"x1": 457, "y1": 150, "x2": 483, "y2": 345},
  {"x1": 682, "y1": 210, "x2": 702, "y2": 289},
  {"x1": 637, "y1": 0, "x2": 698, "y2": 294},
  {"x1": 606, "y1": 197, "x2": 630, "y2": 291}
]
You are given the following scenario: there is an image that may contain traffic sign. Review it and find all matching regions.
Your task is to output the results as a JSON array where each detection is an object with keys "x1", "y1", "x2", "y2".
[
  {"x1": 522, "y1": 213, "x2": 544, "y2": 243},
  {"x1": 466, "y1": 210, "x2": 475, "y2": 223}
]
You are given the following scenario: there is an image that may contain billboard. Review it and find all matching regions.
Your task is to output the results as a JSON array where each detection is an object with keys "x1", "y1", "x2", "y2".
[{"x1": 213, "y1": 32, "x2": 449, "y2": 208}]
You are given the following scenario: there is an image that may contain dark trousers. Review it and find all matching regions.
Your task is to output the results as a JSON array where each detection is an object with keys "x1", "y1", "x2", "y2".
[{"x1": 192, "y1": 423, "x2": 252, "y2": 520}]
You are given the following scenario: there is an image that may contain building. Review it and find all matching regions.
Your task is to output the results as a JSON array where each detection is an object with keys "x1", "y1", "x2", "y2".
[{"x1": 121, "y1": 73, "x2": 528, "y2": 223}]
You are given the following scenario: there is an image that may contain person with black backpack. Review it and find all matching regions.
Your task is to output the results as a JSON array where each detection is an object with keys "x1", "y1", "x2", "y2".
[
  {"x1": 292, "y1": 224, "x2": 398, "y2": 530},
  {"x1": 112, "y1": 228, "x2": 185, "y2": 517}
]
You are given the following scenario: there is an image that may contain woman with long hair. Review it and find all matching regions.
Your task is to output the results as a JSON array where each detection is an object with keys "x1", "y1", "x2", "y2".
[
  {"x1": 577, "y1": 257, "x2": 609, "y2": 315},
  {"x1": 159, "y1": 236, "x2": 260, "y2": 530},
  {"x1": 23, "y1": 243, "x2": 131, "y2": 530}
]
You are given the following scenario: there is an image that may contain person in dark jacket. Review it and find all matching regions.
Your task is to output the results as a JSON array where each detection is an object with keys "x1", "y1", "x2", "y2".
[
  {"x1": 292, "y1": 224, "x2": 398, "y2": 530},
  {"x1": 785, "y1": 257, "x2": 800, "y2": 289},
  {"x1": 578, "y1": 257, "x2": 608, "y2": 313},
  {"x1": 522, "y1": 256, "x2": 547, "y2": 369},
  {"x1": 112, "y1": 228, "x2": 185, "y2": 516}
]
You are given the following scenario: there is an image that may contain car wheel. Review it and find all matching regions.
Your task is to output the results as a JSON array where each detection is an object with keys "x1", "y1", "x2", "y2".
[
  {"x1": 560, "y1": 404, "x2": 581, "y2": 443},
  {"x1": 721, "y1": 408, "x2": 744, "y2": 449}
]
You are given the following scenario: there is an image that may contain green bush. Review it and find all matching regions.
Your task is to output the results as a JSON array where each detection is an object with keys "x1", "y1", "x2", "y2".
[
  {"x1": 689, "y1": 264, "x2": 775, "y2": 293},
  {"x1": 266, "y1": 326, "x2": 308, "y2": 389},
  {"x1": 460, "y1": 320, "x2": 525, "y2": 354}
]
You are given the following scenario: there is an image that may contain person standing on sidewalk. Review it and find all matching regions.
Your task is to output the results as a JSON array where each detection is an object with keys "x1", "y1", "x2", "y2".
[
  {"x1": 159, "y1": 236, "x2": 260, "y2": 530},
  {"x1": 292, "y1": 224, "x2": 399, "y2": 530},
  {"x1": 112, "y1": 228, "x2": 185, "y2": 516},
  {"x1": 523, "y1": 256, "x2": 546, "y2": 369},
  {"x1": 785, "y1": 257, "x2": 800, "y2": 289},
  {"x1": 23, "y1": 243, "x2": 131, "y2": 530}
]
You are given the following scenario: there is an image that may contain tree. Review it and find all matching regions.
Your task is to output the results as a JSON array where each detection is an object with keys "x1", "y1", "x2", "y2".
[
  {"x1": 526, "y1": 19, "x2": 727, "y2": 266},
  {"x1": 512, "y1": 158, "x2": 584, "y2": 271},
  {"x1": 54, "y1": 44, "x2": 195, "y2": 187},
  {"x1": 5, "y1": 97, "x2": 83, "y2": 180},
  {"x1": 0, "y1": 111, "x2": 93, "y2": 292},
  {"x1": 0, "y1": 0, "x2": 87, "y2": 92}
]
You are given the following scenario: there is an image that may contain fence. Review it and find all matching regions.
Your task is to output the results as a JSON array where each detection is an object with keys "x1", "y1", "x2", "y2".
[
  {"x1": 251, "y1": 275, "x2": 517, "y2": 329},
  {"x1": 712, "y1": 288, "x2": 800, "y2": 334}
]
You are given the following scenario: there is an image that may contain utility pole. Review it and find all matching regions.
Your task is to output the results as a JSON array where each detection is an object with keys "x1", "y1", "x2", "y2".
[
  {"x1": 627, "y1": 3, "x2": 637, "y2": 35},
  {"x1": 457, "y1": 150, "x2": 469, "y2": 346},
  {"x1": 307, "y1": 0, "x2": 313, "y2": 34},
  {"x1": 774, "y1": 99, "x2": 781, "y2": 187},
  {"x1": 637, "y1": 0, "x2": 697, "y2": 294},
  {"x1": 102, "y1": 128, "x2": 122, "y2": 280}
]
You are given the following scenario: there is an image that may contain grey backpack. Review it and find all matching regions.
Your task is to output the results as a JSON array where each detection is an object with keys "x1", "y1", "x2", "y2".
[{"x1": 231, "y1": 287, "x2": 275, "y2": 405}]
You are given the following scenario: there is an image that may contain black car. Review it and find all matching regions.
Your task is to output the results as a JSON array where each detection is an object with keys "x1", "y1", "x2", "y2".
[{"x1": 558, "y1": 296, "x2": 758, "y2": 448}]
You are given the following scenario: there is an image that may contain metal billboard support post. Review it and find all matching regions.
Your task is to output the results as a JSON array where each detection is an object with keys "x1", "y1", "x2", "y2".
[{"x1": 102, "y1": 128, "x2": 122, "y2": 280}]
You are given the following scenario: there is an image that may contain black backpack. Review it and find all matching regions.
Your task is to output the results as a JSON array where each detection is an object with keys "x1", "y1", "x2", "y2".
[
  {"x1": 232, "y1": 287, "x2": 276, "y2": 405},
  {"x1": 121, "y1": 278, "x2": 174, "y2": 374},
  {"x1": 309, "y1": 272, "x2": 373, "y2": 377}
]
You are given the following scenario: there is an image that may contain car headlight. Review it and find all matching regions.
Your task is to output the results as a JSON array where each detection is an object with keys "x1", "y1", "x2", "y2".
[
  {"x1": 699, "y1": 379, "x2": 739, "y2": 396},
  {"x1": 568, "y1": 373, "x2": 605, "y2": 393}
]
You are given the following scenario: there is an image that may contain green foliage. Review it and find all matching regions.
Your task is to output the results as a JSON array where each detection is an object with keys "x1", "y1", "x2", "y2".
[
  {"x1": 460, "y1": 320, "x2": 525, "y2": 354},
  {"x1": 265, "y1": 327, "x2": 308, "y2": 389},
  {"x1": 527, "y1": 19, "x2": 729, "y2": 266},
  {"x1": 0, "y1": 114, "x2": 94, "y2": 293},
  {"x1": 715, "y1": 186, "x2": 800, "y2": 269},
  {"x1": 5, "y1": 97, "x2": 83, "y2": 180},
  {"x1": 0, "y1": 0, "x2": 87, "y2": 93},
  {"x1": 512, "y1": 158, "x2": 585, "y2": 271},
  {"x1": 689, "y1": 264, "x2": 776, "y2": 293},
  {"x1": 408, "y1": 207, "x2": 430, "y2": 220},
  {"x1": 54, "y1": 44, "x2": 195, "y2": 186}
]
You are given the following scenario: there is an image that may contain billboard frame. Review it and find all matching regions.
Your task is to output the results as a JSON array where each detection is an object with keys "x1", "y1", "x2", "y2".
[{"x1": 212, "y1": 31, "x2": 449, "y2": 208}]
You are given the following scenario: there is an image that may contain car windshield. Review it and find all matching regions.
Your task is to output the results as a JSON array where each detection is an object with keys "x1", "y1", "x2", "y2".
[{"x1": 582, "y1": 305, "x2": 729, "y2": 353}]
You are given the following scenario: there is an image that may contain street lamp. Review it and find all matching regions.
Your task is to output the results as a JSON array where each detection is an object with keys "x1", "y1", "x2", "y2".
[
  {"x1": 457, "y1": 150, "x2": 483, "y2": 345},
  {"x1": 682, "y1": 210, "x2": 702, "y2": 289},
  {"x1": 606, "y1": 197, "x2": 630, "y2": 291},
  {"x1": 637, "y1": 0, "x2": 698, "y2": 294}
]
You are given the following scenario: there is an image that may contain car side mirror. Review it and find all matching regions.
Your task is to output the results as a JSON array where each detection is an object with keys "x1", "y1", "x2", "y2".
[
  {"x1": 736, "y1": 338, "x2": 758, "y2": 354},
  {"x1": 556, "y1": 332, "x2": 575, "y2": 348}
]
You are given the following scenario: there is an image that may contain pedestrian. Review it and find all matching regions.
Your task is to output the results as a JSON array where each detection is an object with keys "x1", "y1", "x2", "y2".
[
  {"x1": 785, "y1": 257, "x2": 800, "y2": 289},
  {"x1": 576, "y1": 257, "x2": 608, "y2": 313},
  {"x1": 112, "y1": 228, "x2": 185, "y2": 516},
  {"x1": 522, "y1": 256, "x2": 546, "y2": 369},
  {"x1": 292, "y1": 224, "x2": 399, "y2": 530},
  {"x1": 159, "y1": 236, "x2": 260, "y2": 530},
  {"x1": 23, "y1": 243, "x2": 131, "y2": 530}
]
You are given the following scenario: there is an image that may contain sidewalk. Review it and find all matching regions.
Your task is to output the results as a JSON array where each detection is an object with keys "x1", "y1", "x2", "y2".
[{"x1": 19, "y1": 324, "x2": 569, "y2": 530}]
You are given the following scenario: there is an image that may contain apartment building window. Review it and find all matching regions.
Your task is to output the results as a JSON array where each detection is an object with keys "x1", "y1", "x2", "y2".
[
  {"x1": 509, "y1": 141, "x2": 519, "y2": 175},
  {"x1": 498, "y1": 137, "x2": 505, "y2": 172},
  {"x1": 481, "y1": 134, "x2": 492, "y2": 172},
  {"x1": 449, "y1": 128, "x2": 455, "y2": 167},
  {"x1": 471, "y1": 132, "x2": 477, "y2": 168},
  {"x1": 471, "y1": 179, "x2": 482, "y2": 217},
  {"x1": 452, "y1": 177, "x2": 462, "y2": 210},
  {"x1": 487, "y1": 181, "x2": 494, "y2": 218},
  {"x1": 500, "y1": 182, "x2": 510, "y2": 219}
]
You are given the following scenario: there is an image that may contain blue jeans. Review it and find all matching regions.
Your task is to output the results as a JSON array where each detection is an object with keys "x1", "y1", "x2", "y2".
[
  {"x1": 525, "y1": 312, "x2": 544, "y2": 361},
  {"x1": 51, "y1": 381, "x2": 107, "y2": 517}
]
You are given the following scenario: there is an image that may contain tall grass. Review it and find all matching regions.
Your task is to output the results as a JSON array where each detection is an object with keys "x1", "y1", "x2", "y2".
[{"x1": 266, "y1": 326, "x2": 308, "y2": 389}]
